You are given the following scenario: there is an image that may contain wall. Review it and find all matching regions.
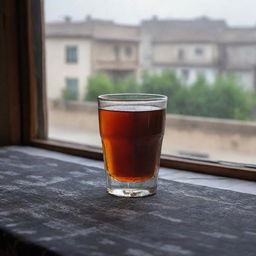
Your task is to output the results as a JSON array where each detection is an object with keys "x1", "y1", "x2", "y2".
[
  {"x1": 93, "y1": 24, "x2": 139, "y2": 42},
  {"x1": 154, "y1": 66, "x2": 218, "y2": 85},
  {"x1": 93, "y1": 40, "x2": 138, "y2": 71},
  {"x1": 94, "y1": 41, "x2": 138, "y2": 62},
  {"x1": 224, "y1": 45, "x2": 256, "y2": 90},
  {"x1": 45, "y1": 37, "x2": 91, "y2": 101},
  {"x1": 226, "y1": 45, "x2": 256, "y2": 68},
  {"x1": 139, "y1": 39, "x2": 219, "y2": 84},
  {"x1": 153, "y1": 43, "x2": 219, "y2": 65},
  {"x1": 139, "y1": 33, "x2": 153, "y2": 71}
]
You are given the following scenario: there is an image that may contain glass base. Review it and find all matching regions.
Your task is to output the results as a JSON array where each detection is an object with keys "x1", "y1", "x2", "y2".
[{"x1": 106, "y1": 175, "x2": 157, "y2": 198}]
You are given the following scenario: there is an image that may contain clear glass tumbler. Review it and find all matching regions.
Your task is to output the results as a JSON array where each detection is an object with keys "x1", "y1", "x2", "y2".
[{"x1": 98, "y1": 93, "x2": 167, "y2": 197}]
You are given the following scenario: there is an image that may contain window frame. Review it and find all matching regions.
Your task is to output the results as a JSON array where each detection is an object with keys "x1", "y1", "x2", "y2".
[
  {"x1": 195, "y1": 47, "x2": 204, "y2": 56},
  {"x1": 65, "y1": 77, "x2": 79, "y2": 100},
  {"x1": 9, "y1": 0, "x2": 256, "y2": 182},
  {"x1": 125, "y1": 46, "x2": 132, "y2": 57},
  {"x1": 65, "y1": 45, "x2": 78, "y2": 64},
  {"x1": 181, "y1": 68, "x2": 190, "y2": 81}
]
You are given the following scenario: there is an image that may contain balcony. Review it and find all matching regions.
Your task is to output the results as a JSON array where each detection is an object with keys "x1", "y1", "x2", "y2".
[{"x1": 94, "y1": 60, "x2": 138, "y2": 71}]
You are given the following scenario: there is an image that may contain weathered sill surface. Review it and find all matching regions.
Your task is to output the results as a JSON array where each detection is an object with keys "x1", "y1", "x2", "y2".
[{"x1": 0, "y1": 147, "x2": 256, "y2": 256}]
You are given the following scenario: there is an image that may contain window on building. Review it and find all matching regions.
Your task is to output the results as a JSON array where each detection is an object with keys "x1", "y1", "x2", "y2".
[
  {"x1": 65, "y1": 78, "x2": 79, "y2": 100},
  {"x1": 195, "y1": 48, "x2": 204, "y2": 56},
  {"x1": 181, "y1": 69, "x2": 189, "y2": 81},
  {"x1": 114, "y1": 45, "x2": 120, "y2": 60},
  {"x1": 125, "y1": 46, "x2": 132, "y2": 57},
  {"x1": 178, "y1": 48, "x2": 185, "y2": 61},
  {"x1": 66, "y1": 46, "x2": 78, "y2": 63},
  {"x1": 197, "y1": 70, "x2": 205, "y2": 77}
]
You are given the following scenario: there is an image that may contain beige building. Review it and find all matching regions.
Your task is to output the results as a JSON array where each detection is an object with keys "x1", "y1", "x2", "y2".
[
  {"x1": 45, "y1": 18, "x2": 139, "y2": 101},
  {"x1": 140, "y1": 17, "x2": 226, "y2": 84},
  {"x1": 46, "y1": 22, "x2": 92, "y2": 101},
  {"x1": 46, "y1": 17, "x2": 256, "y2": 102},
  {"x1": 91, "y1": 22, "x2": 139, "y2": 80},
  {"x1": 221, "y1": 28, "x2": 256, "y2": 90},
  {"x1": 140, "y1": 17, "x2": 256, "y2": 90}
]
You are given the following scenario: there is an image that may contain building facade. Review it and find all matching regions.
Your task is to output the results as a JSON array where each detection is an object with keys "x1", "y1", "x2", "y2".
[
  {"x1": 140, "y1": 17, "x2": 256, "y2": 90},
  {"x1": 46, "y1": 38, "x2": 92, "y2": 101},
  {"x1": 221, "y1": 28, "x2": 256, "y2": 90},
  {"x1": 140, "y1": 17, "x2": 225, "y2": 85},
  {"x1": 45, "y1": 19, "x2": 139, "y2": 101},
  {"x1": 91, "y1": 22, "x2": 139, "y2": 81},
  {"x1": 46, "y1": 22, "x2": 92, "y2": 101},
  {"x1": 46, "y1": 17, "x2": 256, "y2": 101}
]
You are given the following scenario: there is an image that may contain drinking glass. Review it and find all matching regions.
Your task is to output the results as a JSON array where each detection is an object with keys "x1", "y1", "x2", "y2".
[{"x1": 98, "y1": 93, "x2": 167, "y2": 197}]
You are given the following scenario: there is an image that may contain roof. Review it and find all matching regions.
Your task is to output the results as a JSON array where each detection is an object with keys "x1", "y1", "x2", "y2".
[
  {"x1": 92, "y1": 23, "x2": 139, "y2": 42},
  {"x1": 46, "y1": 20, "x2": 139, "y2": 42},
  {"x1": 46, "y1": 17, "x2": 256, "y2": 44},
  {"x1": 223, "y1": 28, "x2": 256, "y2": 44},
  {"x1": 142, "y1": 17, "x2": 227, "y2": 43},
  {"x1": 45, "y1": 22, "x2": 92, "y2": 38}
]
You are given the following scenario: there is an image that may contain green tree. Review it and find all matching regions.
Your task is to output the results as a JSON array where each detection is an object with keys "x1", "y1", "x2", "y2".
[
  {"x1": 85, "y1": 73, "x2": 139, "y2": 101},
  {"x1": 209, "y1": 75, "x2": 252, "y2": 120},
  {"x1": 61, "y1": 87, "x2": 78, "y2": 101},
  {"x1": 85, "y1": 73, "x2": 114, "y2": 101},
  {"x1": 113, "y1": 75, "x2": 139, "y2": 93},
  {"x1": 84, "y1": 70, "x2": 254, "y2": 120},
  {"x1": 141, "y1": 70, "x2": 187, "y2": 114},
  {"x1": 181, "y1": 75, "x2": 212, "y2": 117}
]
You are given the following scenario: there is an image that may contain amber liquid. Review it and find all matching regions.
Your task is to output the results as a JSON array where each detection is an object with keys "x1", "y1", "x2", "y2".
[{"x1": 99, "y1": 105, "x2": 165, "y2": 182}]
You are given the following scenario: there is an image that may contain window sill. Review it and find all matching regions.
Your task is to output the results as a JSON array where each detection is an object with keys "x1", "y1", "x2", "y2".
[
  {"x1": 30, "y1": 139, "x2": 256, "y2": 182},
  {"x1": 10, "y1": 145, "x2": 256, "y2": 195}
]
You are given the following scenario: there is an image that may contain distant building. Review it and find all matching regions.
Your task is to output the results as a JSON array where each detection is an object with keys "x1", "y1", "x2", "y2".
[
  {"x1": 45, "y1": 18, "x2": 139, "y2": 101},
  {"x1": 46, "y1": 17, "x2": 256, "y2": 101},
  {"x1": 91, "y1": 22, "x2": 139, "y2": 81},
  {"x1": 46, "y1": 21, "x2": 92, "y2": 101},
  {"x1": 140, "y1": 17, "x2": 226, "y2": 84},
  {"x1": 140, "y1": 16, "x2": 256, "y2": 90},
  {"x1": 221, "y1": 28, "x2": 256, "y2": 90}
]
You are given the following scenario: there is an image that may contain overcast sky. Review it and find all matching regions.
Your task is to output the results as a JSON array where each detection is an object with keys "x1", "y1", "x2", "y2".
[{"x1": 45, "y1": 0, "x2": 256, "y2": 27}]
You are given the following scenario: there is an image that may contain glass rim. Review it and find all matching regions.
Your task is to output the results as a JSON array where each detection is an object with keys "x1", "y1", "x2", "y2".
[{"x1": 98, "y1": 93, "x2": 168, "y2": 102}]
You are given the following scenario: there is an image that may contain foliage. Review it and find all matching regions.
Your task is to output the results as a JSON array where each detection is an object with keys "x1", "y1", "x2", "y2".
[
  {"x1": 84, "y1": 73, "x2": 139, "y2": 101},
  {"x1": 208, "y1": 75, "x2": 252, "y2": 120},
  {"x1": 141, "y1": 70, "x2": 185, "y2": 114},
  {"x1": 85, "y1": 73, "x2": 114, "y2": 101},
  {"x1": 114, "y1": 75, "x2": 139, "y2": 93},
  {"x1": 84, "y1": 70, "x2": 254, "y2": 120},
  {"x1": 61, "y1": 87, "x2": 78, "y2": 101}
]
